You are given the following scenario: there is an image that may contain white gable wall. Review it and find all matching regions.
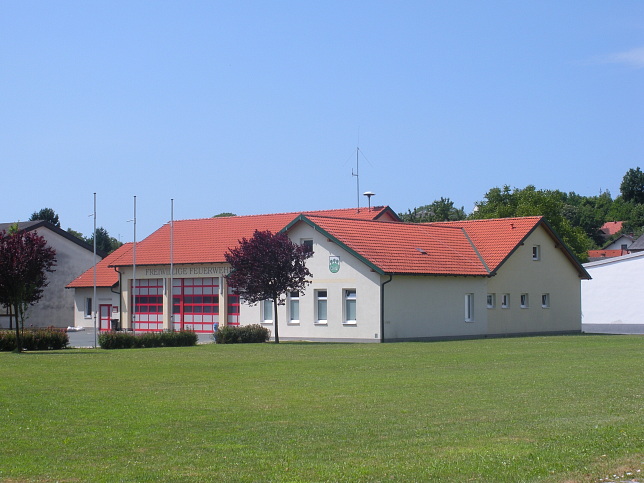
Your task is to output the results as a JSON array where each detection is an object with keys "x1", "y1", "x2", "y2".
[{"x1": 241, "y1": 222, "x2": 382, "y2": 342}]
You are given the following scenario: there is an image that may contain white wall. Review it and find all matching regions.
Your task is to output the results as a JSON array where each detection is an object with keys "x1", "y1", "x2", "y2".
[
  {"x1": 71, "y1": 287, "x2": 120, "y2": 328},
  {"x1": 241, "y1": 223, "x2": 382, "y2": 342},
  {"x1": 582, "y1": 252, "x2": 644, "y2": 326}
]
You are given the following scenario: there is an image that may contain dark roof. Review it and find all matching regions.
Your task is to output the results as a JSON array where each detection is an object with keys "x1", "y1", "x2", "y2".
[
  {"x1": 0, "y1": 220, "x2": 107, "y2": 258},
  {"x1": 628, "y1": 234, "x2": 644, "y2": 251}
]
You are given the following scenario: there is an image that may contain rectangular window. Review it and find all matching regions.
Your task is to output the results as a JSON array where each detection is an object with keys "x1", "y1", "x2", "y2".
[
  {"x1": 301, "y1": 239, "x2": 313, "y2": 253},
  {"x1": 262, "y1": 299, "x2": 273, "y2": 323},
  {"x1": 486, "y1": 293, "x2": 495, "y2": 309},
  {"x1": 316, "y1": 290, "x2": 327, "y2": 324},
  {"x1": 532, "y1": 245, "x2": 540, "y2": 261},
  {"x1": 501, "y1": 293, "x2": 510, "y2": 309},
  {"x1": 520, "y1": 293, "x2": 529, "y2": 308},
  {"x1": 84, "y1": 297, "x2": 92, "y2": 318},
  {"x1": 289, "y1": 291, "x2": 300, "y2": 323},
  {"x1": 465, "y1": 293, "x2": 474, "y2": 322},
  {"x1": 541, "y1": 293, "x2": 550, "y2": 308},
  {"x1": 344, "y1": 289, "x2": 357, "y2": 324}
]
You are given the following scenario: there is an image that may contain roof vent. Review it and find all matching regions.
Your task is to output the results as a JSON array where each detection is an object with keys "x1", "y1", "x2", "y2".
[{"x1": 415, "y1": 248, "x2": 428, "y2": 255}]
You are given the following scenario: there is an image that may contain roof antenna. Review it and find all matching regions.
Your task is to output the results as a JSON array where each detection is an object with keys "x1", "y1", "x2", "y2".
[{"x1": 352, "y1": 146, "x2": 360, "y2": 212}]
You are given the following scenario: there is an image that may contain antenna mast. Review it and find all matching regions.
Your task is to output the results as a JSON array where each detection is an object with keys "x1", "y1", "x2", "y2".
[{"x1": 352, "y1": 147, "x2": 360, "y2": 212}]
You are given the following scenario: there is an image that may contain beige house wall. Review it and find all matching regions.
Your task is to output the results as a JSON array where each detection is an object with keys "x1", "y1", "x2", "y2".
[
  {"x1": 486, "y1": 225, "x2": 582, "y2": 335},
  {"x1": 382, "y1": 275, "x2": 488, "y2": 340},
  {"x1": 71, "y1": 286, "x2": 120, "y2": 328}
]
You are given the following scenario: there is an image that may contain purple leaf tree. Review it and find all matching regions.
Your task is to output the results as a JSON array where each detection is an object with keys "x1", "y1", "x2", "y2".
[
  {"x1": 0, "y1": 225, "x2": 57, "y2": 352},
  {"x1": 225, "y1": 230, "x2": 312, "y2": 343}
]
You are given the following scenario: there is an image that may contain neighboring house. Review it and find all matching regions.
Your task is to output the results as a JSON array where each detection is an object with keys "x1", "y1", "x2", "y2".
[
  {"x1": 68, "y1": 206, "x2": 589, "y2": 342},
  {"x1": 582, "y1": 252, "x2": 644, "y2": 334},
  {"x1": 627, "y1": 234, "x2": 644, "y2": 253},
  {"x1": 603, "y1": 234, "x2": 635, "y2": 251},
  {"x1": 66, "y1": 243, "x2": 133, "y2": 329},
  {"x1": 598, "y1": 221, "x2": 623, "y2": 239},
  {"x1": 0, "y1": 221, "x2": 104, "y2": 329}
]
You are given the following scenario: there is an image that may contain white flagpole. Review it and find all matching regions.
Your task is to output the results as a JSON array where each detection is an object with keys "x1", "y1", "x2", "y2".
[
  {"x1": 93, "y1": 193, "x2": 97, "y2": 348},
  {"x1": 170, "y1": 198, "x2": 174, "y2": 332},
  {"x1": 132, "y1": 195, "x2": 137, "y2": 332}
]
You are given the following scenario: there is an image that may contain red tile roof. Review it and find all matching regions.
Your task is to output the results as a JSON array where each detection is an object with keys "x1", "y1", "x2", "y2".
[
  {"x1": 108, "y1": 207, "x2": 397, "y2": 267},
  {"x1": 600, "y1": 221, "x2": 623, "y2": 236},
  {"x1": 293, "y1": 215, "x2": 490, "y2": 275},
  {"x1": 426, "y1": 217, "x2": 543, "y2": 272},
  {"x1": 66, "y1": 243, "x2": 133, "y2": 288}
]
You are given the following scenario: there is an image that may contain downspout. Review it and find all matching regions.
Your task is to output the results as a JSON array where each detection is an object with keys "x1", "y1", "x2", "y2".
[{"x1": 380, "y1": 274, "x2": 393, "y2": 343}]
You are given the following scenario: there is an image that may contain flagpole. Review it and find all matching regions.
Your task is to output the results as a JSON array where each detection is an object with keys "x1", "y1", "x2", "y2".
[
  {"x1": 132, "y1": 195, "x2": 137, "y2": 332},
  {"x1": 170, "y1": 198, "x2": 174, "y2": 332},
  {"x1": 93, "y1": 193, "x2": 97, "y2": 348}
]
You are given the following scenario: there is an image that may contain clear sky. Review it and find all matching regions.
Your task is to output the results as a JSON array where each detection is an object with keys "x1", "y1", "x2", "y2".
[{"x1": 1, "y1": 1, "x2": 643, "y2": 241}]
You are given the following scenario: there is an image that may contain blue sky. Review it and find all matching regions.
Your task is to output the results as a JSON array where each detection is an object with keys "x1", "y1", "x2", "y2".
[{"x1": 1, "y1": 1, "x2": 643, "y2": 241}]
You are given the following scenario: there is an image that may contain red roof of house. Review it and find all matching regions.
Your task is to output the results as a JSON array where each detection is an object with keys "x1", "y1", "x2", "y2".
[
  {"x1": 66, "y1": 243, "x2": 133, "y2": 288},
  {"x1": 587, "y1": 249, "x2": 628, "y2": 259},
  {"x1": 108, "y1": 207, "x2": 397, "y2": 268},
  {"x1": 67, "y1": 207, "x2": 588, "y2": 283},
  {"x1": 292, "y1": 215, "x2": 490, "y2": 275},
  {"x1": 600, "y1": 221, "x2": 623, "y2": 236}
]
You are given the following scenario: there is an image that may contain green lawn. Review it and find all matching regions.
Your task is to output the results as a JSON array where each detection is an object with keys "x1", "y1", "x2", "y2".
[{"x1": 1, "y1": 335, "x2": 642, "y2": 482}]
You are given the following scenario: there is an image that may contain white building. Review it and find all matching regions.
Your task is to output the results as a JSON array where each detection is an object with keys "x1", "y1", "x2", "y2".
[
  {"x1": 582, "y1": 252, "x2": 644, "y2": 334},
  {"x1": 68, "y1": 207, "x2": 589, "y2": 342}
]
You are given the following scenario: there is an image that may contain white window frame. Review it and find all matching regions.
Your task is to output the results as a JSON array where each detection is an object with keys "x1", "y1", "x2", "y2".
[
  {"x1": 289, "y1": 291, "x2": 300, "y2": 324},
  {"x1": 501, "y1": 293, "x2": 510, "y2": 309},
  {"x1": 541, "y1": 293, "x2": 550, "y2": 308},
  {"x1": 343, "y1": 289, "x2": 357, "y2": 325},
  {"x1": 262, "y1": 299, "x2": 273, "y2": 324},
  {"x1": 532, "y1": 245, "x2": 540, "y2": 261},
  {"x1": 465, "y1": 293, "x2": 474, "y2": 322},
  {"x1": 520, "y1": 293, "x2": 529, "y2": 309},
  {"x1": 84, "y1": 297, "x2": 92, "y2": 318},
  {"x1": 315, "y1": 290, "x2": 328, "y2": 324},
  {"x1": 486, "y1": 293, "x2": 496, "y2": 309}
]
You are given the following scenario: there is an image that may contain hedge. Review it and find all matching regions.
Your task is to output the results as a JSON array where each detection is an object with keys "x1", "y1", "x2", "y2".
[
  {"x1": 98, "y1": 330, "x2": 198, "y2": 350},
  {"x1": 214, "y1": 324, "x2": 271, "y2": 344},
  {"x1": 0, "y1": 328, "x2": 69, "y2": 351}
]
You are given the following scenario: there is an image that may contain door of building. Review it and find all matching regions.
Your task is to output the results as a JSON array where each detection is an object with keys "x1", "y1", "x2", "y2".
[{"x1": 99, "y1": 304, "x2": 112, "y2": 331}]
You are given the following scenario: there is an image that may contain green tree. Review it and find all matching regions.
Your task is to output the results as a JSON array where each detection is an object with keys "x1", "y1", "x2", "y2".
[
  {"x1": 213, "y1": 212, "x2": 236, "y2": 217},
  {"x1": 86, "y1": 227, "x2": 123, "y2": 254},
  {"x1": 400, "y1": 198, "x2": 466, "y2": 223},
  {"x1": 29, "y1": 208, "x2": 61, "y2": 228},
  {"x1": 620, "y1": 167, "x2": 644, "y2": 204},
  {"x1": 471, "y1": 185, "x2": 591, "y2": 261},
  {"x1": 67, "y1": 228, "x2": 85, "y2": 240},
  {"x1": 0, "y1": 225, "x2": 57, "y2": 352}
]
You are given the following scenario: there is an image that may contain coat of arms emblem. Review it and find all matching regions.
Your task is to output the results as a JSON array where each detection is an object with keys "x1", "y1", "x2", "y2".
[{"x1": 329, "y1": 256, "x2": 340, "y2": 273}]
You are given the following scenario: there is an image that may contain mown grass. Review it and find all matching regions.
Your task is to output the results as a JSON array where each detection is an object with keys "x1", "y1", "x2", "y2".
[{"x1": 0, "y1": 335, "x2": 642, "y2": 482}]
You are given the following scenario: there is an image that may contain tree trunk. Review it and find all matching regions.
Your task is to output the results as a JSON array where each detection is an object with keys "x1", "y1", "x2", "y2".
[
  {"x1": 12, "y1": 302, "x2": 22, "y2": 353},
  {"x1": 273, "y1": 298, "x2": 279, "y2": 344}
]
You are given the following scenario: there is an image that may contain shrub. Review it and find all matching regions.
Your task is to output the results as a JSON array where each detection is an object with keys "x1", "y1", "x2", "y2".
[
  {"x1": 214, "y1": 324, "x2": 271, "y2": 344},
  {"x1": 0, "y1": 328, "x2": 69, "y2": 351},
  {"x1": 98, "y1": 330, "x2": 198, "y2": 350}
]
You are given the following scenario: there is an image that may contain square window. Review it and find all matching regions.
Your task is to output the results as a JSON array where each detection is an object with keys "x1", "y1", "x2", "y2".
[
  {"x1": 301, "y1": 239, "x2": 313, "y2": 253},
  {"x1": 501, "y1": 294, "x2": 510, "y2": 309},
  {"x1": 486, "y1": 293, "x2": 496, "y2": 309},
  {"x1": 520, "y1": 293, "x2": 529, "y2": 308},
  {"x1": 541, "y1": 293, "x2": 550, "y2": 308}
]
